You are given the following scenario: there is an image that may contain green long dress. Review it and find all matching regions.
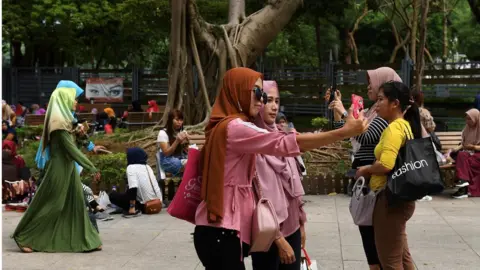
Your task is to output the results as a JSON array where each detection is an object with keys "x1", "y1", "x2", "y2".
[{"x1": 12, "y1": 130, "x2": 102, "y2": 252}]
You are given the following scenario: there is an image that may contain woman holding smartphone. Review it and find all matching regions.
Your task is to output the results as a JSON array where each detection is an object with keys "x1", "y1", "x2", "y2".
[{"x1": 329, "y1": 67, "x2": 402, "y2": 270}]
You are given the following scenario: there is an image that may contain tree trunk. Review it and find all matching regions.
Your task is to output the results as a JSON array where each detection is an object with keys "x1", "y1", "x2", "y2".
[
  {"x1": 348, "y1": 2, "x2": 370, "y2": 65},
  {"x1": 410, "y1": 0, "x2": 418, "y2": 63},
  {"x1": 11, "y1": 41, "x2": 22, "y2": 67},
  {"x1": 468, "y1": 0, "x2": 480, "y2": 24},
  {"x1": 163, "y1": 0, "x2": 303, "y2": 127},
  {"x1": 343, "y1": 28, "x2": 352, "y2": 65},
  {"x1": 415, "y1": 0, "x2": 429, "y2": 89},
  {"x1": 442, "y1": 0, "x2": 448, "y2": 62},
  {"x1": 314, "y1": 18, "x2": 322, "y2": 68}
]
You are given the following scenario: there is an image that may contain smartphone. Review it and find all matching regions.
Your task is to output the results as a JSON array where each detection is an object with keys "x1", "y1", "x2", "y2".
[
  {"x1": 329, "y1": 65, "x2": 337, "y2": 104},
  {"x1": 351, "y1": 94, "x2": 364, "y2": 119}
]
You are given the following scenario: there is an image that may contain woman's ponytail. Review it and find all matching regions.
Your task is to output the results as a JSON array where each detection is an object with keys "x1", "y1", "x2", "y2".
[{"x1": 403, "y1": 102, "x2": 422, "y2": 139}]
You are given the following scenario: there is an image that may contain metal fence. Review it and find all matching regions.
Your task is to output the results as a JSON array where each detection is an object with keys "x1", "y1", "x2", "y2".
[{"x1": 3, "y1": 60, "x2": 479, "y2": 131}]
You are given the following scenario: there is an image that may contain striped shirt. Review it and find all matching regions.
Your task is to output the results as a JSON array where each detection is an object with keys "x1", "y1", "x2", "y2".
[
  {"x1": 334, "y1": 117, "x2": 389, "y2": 164},
  {"x1": 82, "y1": 183, "x2": 95, "y2": 204}
]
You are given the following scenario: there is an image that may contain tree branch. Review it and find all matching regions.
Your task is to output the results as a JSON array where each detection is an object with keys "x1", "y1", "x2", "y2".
[
  {"x1": 187, "y1": 0, "x2": 216, "y2": 45},
  {"x1": 190, "y1": 27, "x2": 212, "y2": 113},
  {"x1": 228, "y1": 0, "x2": 246, "y2": 24},
  {"x1": 234, "y1": 0, "x2": 304, "y2": 66},
  {"x1": 222, "y1": 25, "x2": 238, "y2": 68},
  {"x1": 349, "y1": 2, "x2": 371, "y2": 64}
]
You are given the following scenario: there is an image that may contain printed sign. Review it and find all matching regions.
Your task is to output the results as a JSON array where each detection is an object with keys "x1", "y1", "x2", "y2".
[{"x1": 85, "y1": 78, "x2": 124, "y2": 102}]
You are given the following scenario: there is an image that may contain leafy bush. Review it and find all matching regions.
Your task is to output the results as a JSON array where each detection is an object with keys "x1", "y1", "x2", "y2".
[
  {"x1": 19, "y1": 140, "x2": 127, "y2": 187},
  {"x1": 311, "y1": 117, "x2": 329, "y2": 129},
  {"x1": 82, "y1": 152, "x2": 127, "y2": 187},
  {"x1": 18, "y1": 140, "x2": 41, "y2": 170}
]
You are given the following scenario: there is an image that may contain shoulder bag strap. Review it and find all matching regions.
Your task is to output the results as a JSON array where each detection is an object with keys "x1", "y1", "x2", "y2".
[
  {"x1": 145, "y1": 165, "x2": 158, "y2": 198},
  {"x1": 253, "y1": 172, "x2": 264, "y2": 200},
  {"x1": 401, "y1": 122, "x2": 413, "y2": 141}
]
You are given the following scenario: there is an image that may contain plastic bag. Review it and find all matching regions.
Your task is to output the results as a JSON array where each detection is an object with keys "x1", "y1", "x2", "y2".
[
  {"x1": 98, "y1": 191, "x2": 111, "y2": 209},
  {"x1": 300, "y1": 248, "x2": 318, "y2": 270}
]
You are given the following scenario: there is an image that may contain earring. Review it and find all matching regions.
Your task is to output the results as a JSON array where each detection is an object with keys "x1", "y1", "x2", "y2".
[{"x1": 238, "y1": 101, "x2": 242, "y2": 112}]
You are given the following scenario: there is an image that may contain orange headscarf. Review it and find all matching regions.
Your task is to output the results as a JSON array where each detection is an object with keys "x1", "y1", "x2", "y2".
[
  {"x1": 201, "y1": 67, "x2": 263, "y2": 223},
  {"x1": 104, "y1": 108, "x2": 115, "y2": 118}
]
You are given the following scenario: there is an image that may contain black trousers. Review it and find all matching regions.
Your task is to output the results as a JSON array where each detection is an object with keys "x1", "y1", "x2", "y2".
[
  {"x1": 194, "y1": 226, "x2": 250, "y2": 270},
  {"x1": 251, "y1": 229, "x2": 302, "y2": 270},
  {"x1": 108, "y1": 191, "x2": 144, "y2": 212}
]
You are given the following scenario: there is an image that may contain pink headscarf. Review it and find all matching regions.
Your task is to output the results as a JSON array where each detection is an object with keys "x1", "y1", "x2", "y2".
[
  {"x1": 463, "y1": 109, "x2": 480, "y2": 145},
  {"x1": 253, "y1": 80, "x2": 305, "y2": 224},
  {"x1": 365, "y1": 67, "x2": 403, "y2": 124}
]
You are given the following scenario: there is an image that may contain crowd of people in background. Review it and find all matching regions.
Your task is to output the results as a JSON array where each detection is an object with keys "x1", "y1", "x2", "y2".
[{"x1": 1, "y1": 68, "x2": 479, "y2": 270}]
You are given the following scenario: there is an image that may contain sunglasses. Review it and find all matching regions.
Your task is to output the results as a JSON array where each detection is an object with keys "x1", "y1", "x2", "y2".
[{"x1": 253, "y1": 86, "x2": 268, "y2": 104}]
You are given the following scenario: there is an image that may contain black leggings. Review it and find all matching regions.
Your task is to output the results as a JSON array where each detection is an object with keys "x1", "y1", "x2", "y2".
[
  {"x1": 359, "y1": 225, "x2": 381, "y2": 266},
  {"x1": 251, "y1": 229, "x2": 302, "y2": 270},
  {"x1": 108, "y1": 191, "x2": 144, "y2": 212},
  {"x1": 194, "y1": 226, "x2": 250, "y2": 270}
]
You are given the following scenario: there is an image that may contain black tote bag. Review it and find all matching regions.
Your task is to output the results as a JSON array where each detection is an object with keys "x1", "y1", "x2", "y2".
[{"x1": 387, "y1": 126, "x2": 444, "y2": 201}]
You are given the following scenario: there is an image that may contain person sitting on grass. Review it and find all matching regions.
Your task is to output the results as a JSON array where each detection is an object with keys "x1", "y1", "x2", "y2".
[{"x1": 109, "y1": 148, "x2": 162, "y2": 217}]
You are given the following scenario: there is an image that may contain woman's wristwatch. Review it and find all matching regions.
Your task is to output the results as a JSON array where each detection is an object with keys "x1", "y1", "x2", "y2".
[{"x1": 341, "y1": 111, "x2": 348, "y2": 119}]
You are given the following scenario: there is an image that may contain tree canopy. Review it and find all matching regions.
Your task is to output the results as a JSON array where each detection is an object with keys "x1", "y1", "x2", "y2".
[{"x1": 3, "y1": 0, "x2": 480, "y2": 68}]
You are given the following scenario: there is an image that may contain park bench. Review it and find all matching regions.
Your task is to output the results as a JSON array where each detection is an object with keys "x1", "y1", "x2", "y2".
[
  {"x1": 24, "y1": 114, "x2": 46, "y2": 126},
  {"x1": 24, "y1": 113, "x2": 96, "y2": 129},
  {"x1": 79, "y1": 103, "x2": 111, "y2": 113},
  {"x1": 124, "y1": 112, "x2": 162, "y2": 131},
  {"x1": 437, "y1": 131, "x2": 462, "y2": 187}
]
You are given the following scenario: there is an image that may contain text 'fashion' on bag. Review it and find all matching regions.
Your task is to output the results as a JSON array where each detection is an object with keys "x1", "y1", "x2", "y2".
[{"x1": 387, "y1": 124, "x2": 444, "y2": 201}]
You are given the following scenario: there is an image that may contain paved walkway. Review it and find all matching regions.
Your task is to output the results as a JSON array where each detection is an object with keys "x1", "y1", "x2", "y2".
[{"x1": 3, "y1": 194, "x2": 480, "y2": 269}]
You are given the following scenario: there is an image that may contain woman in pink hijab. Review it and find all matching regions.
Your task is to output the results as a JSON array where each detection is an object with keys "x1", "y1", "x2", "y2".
[
  {"x1": 329, "y1": 67, "x2": 402, "y2": 270},
  {"x1": 251, "y1": 80, "x2": 307, "y2": 270}
]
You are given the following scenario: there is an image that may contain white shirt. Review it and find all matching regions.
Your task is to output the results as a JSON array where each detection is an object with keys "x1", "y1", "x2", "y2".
[
  {"x1": 157, "y1": 130, "x2": 169, "y2": 143},
  {"x1": 127, "y1": 164, "x2": 162, "y2": 204}
]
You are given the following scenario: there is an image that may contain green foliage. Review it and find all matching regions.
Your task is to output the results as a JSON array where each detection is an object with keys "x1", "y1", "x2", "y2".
[
  {"x1": 311, "y1": 117, "x2": 329, "y2": 129},
  {"x1": 18, "y1": 140, "x2": 41, "y2": 170},
  {"x1": 82, "y1": 152, "x2": 127, "y2": 186},
  {"x1": 2, "y1": 0, "x2": 479, "y2": 68}
]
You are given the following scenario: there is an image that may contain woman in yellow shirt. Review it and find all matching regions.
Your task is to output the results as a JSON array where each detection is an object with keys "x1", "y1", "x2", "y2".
[{"x1": 356, "y1": 81, "x2": 422, "y2": 270}]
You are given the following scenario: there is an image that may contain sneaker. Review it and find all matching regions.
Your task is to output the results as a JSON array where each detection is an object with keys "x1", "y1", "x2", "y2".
[
  {"x1": 455, "y1": 180, "x2": 470, "y2": 188},
  {"x1": 95, "y1": 211, "x2": 114, "y2": 221},
  {"x1": 122, "y1": 209, "x2": 142, "y2": 218},
  {"x1": 452, "y1": 187, "x2": 468, "y2": 199},
  {"x1": 418, "y1": 195, "x2": 433, "y2": 202}
]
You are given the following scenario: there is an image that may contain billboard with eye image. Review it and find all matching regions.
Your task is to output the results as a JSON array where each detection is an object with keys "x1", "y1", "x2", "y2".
[{"x1": 85, "y1": 77, "x2": 124, "y2": 102}]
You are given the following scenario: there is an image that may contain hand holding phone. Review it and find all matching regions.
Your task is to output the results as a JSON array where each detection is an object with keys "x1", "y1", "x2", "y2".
[{"x1": 351, "y1": 94, "x2": 364, "y2": 119}]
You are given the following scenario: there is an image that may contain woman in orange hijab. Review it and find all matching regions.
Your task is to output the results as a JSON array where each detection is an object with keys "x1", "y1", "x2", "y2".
[
  {"x1": 193, "y1": 67, "x2": 367, "y2": 269},
  {"x1": 103, "y1": 108, "x2": 117, "y2": 133}
]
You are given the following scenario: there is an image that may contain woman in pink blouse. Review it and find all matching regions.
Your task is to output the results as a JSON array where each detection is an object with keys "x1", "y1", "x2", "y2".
[
  {"x1": 251, "y1": 80, "x2": 306, "y2": 270},
  {"x1": 194, "y1": 67, "x2": 367, "y2": 270}
]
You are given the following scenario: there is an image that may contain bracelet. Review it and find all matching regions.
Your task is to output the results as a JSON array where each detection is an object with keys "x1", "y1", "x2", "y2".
[{"x1": 129, "y1": 203, "x2": 135, "y2": 208}]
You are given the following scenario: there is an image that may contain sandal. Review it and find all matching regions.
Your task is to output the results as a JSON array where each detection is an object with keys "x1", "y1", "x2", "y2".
[
  {"x1": 122, "y1": 209, "x2": 141, "y2": 218},
  {"x1": 14, "y1": 240, "x2": 33, "y2": 253}
]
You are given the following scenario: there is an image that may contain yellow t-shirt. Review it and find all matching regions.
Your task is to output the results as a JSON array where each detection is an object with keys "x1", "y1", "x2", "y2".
[{"x1": 370, "y1": 118, "x2": 413, "y2": 191}]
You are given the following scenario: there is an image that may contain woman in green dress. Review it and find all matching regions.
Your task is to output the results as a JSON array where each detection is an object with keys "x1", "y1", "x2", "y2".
[{"x1": 12, "y1": 81, "x2": 102, "y2": 253}]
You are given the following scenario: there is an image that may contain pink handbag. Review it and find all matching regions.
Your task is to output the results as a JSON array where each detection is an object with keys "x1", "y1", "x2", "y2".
[
  {"x1": 250, "y1": 174, "x2": 280, "y2": 253},
  {"x1": 167, "y1": 148, "x2": 202, "y2": 224}
]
